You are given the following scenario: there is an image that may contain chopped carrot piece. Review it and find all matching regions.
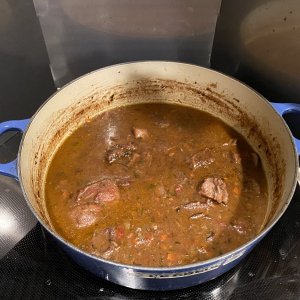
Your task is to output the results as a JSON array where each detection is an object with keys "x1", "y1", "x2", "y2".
[
  {"x1": 167, "y1": 252, "x2": 178, "y2": 261},
  {"x1": 161, "y1": 244, "x2": 168, "y2": 250},
  {"x1": 233, "y1": 186, "x2": 240, "y2": 195},
  {"x1": 159, "y1": 234, "x2": 168, "y2": 242},
  {"x1": 145, "y1": 232, "x2": 153, "y2": 241},
  {"x1": 116, "y1": 227, "x2": 125, "y2": 239}
]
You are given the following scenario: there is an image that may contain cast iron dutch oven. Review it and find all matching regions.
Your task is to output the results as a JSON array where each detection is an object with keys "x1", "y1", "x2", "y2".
[{"x1": 0, "y1": 62, "x2": 299, "y2": 290}]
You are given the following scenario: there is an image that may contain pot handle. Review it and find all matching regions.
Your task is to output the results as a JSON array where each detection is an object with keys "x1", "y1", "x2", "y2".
[
  {"x1": 271, "y1": 103, "x2": 300, "y2": 155},
  {"x1": 0, "y1": 119, "x2": 30, "y2": 179}
]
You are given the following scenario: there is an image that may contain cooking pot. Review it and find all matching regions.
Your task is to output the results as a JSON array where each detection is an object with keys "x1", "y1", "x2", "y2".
[{"x1": 0, "y1": 62, "x2": 299, "y2": 290}]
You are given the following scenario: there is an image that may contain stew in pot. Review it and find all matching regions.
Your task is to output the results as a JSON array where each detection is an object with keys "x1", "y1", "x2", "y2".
[{"x1": 45, "y1": 103, "x2": 269, "y2": 267}]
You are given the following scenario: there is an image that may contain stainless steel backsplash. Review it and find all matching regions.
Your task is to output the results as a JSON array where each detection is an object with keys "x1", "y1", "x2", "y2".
[
  {"x1": 33, "y1": 0, "x2": 222, "y2": 87},
  {"x1": 212, "y1": 0, "x2": 300, "y2": 103}
]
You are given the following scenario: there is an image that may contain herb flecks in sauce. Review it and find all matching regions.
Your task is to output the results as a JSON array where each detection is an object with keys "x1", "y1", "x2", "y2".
[{"x1": 45, "y1": 103, "x2": 268, "y2": 267}]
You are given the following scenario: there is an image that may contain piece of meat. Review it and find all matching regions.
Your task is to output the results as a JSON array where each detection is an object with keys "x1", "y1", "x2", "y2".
[
  {"x1": 105, "y1": 143, "x2": 136, "y2": 164},
  {"x1": 190, "y1": 148, "x2": 215, "y2": 169},
  {"x1": 90, "y1": 227, "x2": 119, "y2": 258},
  {"x1": 182, "y1": 200, "x2": 213, "y2": 210},
  {"x1": 115, "y1": 176, "x2": 133, "y2": 187},
  {"x1": 132, "y1": 127, "x2": 149, "y2": 139},
  {"x1": 198, "y1": 177, "x2": 228, "y2": 204},
  {"x1": 69, "y1": 204, "x2": 102, "y2": 228},
  {"x1": 77, "y1": 179, "x2": 120, "y2": 204},
  {"x1": 190, "y1": 213, "x2": 212, "y2": 220},
  {"x1": 91, "y1": 228, "x2": 111, "y2": 253}
]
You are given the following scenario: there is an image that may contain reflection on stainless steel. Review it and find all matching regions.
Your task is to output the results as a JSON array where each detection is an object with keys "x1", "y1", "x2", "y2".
[
  {"x1": 0, "y1": 208, "x2": 19, "y2": 234},
  {"x1": 33, "y1": 0, "x2": 221, "y2": 87},
  {"x1": 210, "y1": 286, "x2": 222, "y2": 299},
  {"x1": 239, "y1": 0, "x2": 300, "y2": 103},
  {"x1": 0, "y1": 0, "x2": 55, "y2": 122},
  {"x1": 0, "y1": 176, "x2": 37, "y2": 259},
  {"x1": 212, "y1": 0, "x2": 300, "y2": 103}
]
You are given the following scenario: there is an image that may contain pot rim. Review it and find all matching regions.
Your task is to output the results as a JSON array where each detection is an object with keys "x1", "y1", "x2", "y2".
[{"x1": 18, "y1": 60, "x2": 299, "y2": 272}]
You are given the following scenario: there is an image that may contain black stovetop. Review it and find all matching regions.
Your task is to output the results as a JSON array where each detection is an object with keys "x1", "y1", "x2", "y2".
[{"x1": 0, "y1": 185, "x2": 299, "y2": 300}]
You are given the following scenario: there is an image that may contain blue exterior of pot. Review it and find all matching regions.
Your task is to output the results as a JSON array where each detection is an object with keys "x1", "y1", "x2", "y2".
[{"x1": 0, "y1": 62, "x2": 299, "y2": 290}]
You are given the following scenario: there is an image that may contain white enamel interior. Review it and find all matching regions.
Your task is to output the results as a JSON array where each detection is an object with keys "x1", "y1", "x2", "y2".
[{"x1": 18, "y1": 62, "x2": 298, "y2": 242}]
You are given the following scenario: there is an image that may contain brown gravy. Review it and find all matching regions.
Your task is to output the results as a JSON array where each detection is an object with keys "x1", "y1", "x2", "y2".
[{"x1": 45, "y1": 103, "x2": 268, "y2": 267}]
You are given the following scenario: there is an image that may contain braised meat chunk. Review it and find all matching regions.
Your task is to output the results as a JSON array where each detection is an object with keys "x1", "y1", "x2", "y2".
[
  {"x1": 76, "y1": 179, "x2": 120, "y2": 204},
  {"x1": 90, "y1": 227, "x2": 119, "y2": 259},
  {"x1": 198, "y1": 177, "x2": 228, "y2": 204},
  {"x1": 190, "y1": 148, "x2": 215, "y2": 169},
  {"x1": 69, "y1": 204, "x2": 102, "y2": 228},
  {"x1": 105, "y1": 143, "x2": 136, "y2": 164}
]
